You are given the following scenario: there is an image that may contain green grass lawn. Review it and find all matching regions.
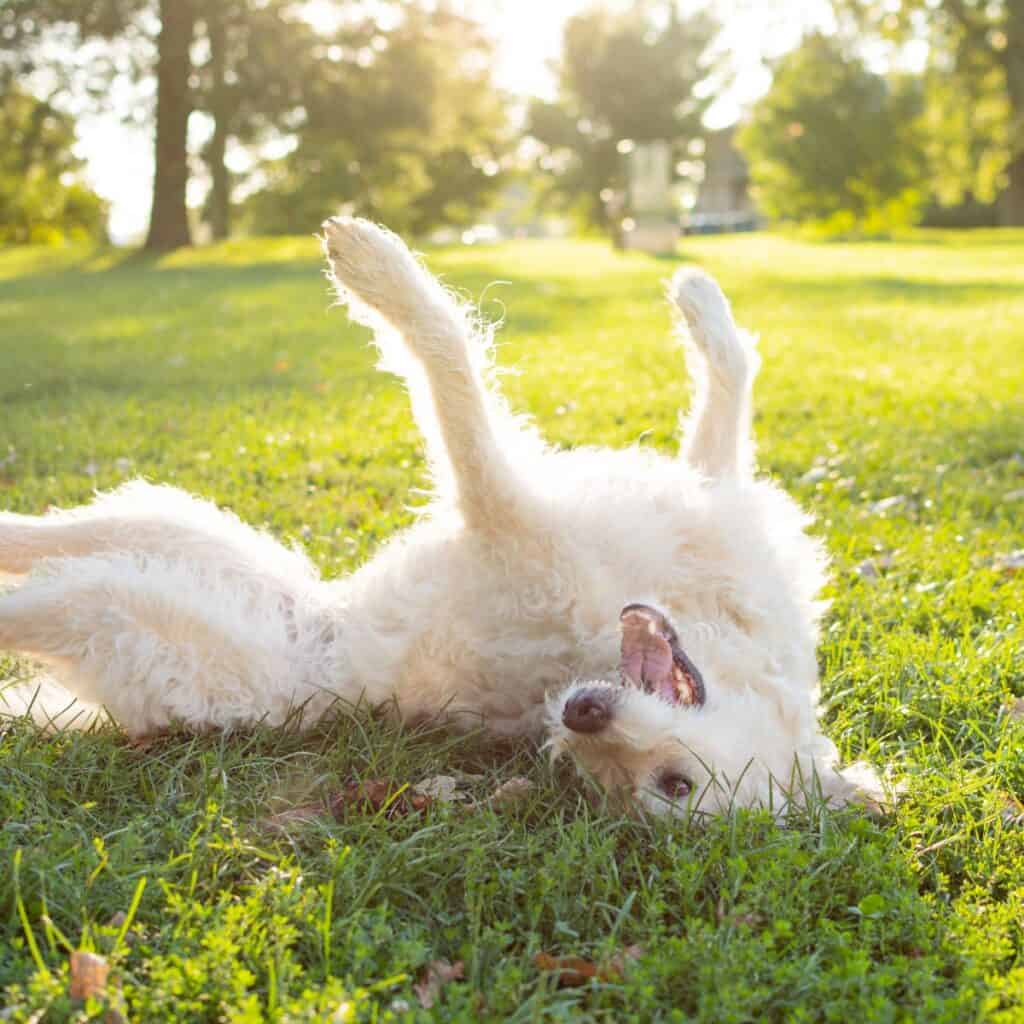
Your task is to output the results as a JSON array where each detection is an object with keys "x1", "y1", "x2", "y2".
[{"x1": 1, "y1": 229, "x2": 1023, "y2": 1021}]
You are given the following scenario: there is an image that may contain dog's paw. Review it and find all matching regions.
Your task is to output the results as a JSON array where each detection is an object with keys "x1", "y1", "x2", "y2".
[
  {"x1": 320, "y1": 216, "x2": 433, "y2": 325},
  {"x1": 669, "y1": 267, "x2": 758, "y2": 381},
  {"x1": 670, "y1": 267, "x2": 730, "y2": 330},
  {"x1": 321, "y1": 216, "x2": 399, "y2": 267}
]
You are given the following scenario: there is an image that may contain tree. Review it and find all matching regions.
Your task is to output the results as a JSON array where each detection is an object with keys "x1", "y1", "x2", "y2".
[
  {"x1": 145, "y1": 0, "x2": 194, "y2": 250},
  {"x1": 0, "y1": 0, "x2": 194, "y2": 250},
  {"x1": 0, "y1": 0, "x2": 314, "y2": 248},
  {"x1": 836, "y1": 0, "x2": 1024, "y2": 225},
  {"x1": 193, "y1": 1, "x2": 312, "y2": 240},
  {"x1": 527, "y1": 2, "x2": 714, "y2": 229},
  {"x1": 0, "y1": 88, "x2": 107, "y2": 243},
  {"x1": 243, "y1": 3, "x2": 510, "y2": 237},
  {"x1": 736, "y1": 34, "x2": 927, "y2": 229}
]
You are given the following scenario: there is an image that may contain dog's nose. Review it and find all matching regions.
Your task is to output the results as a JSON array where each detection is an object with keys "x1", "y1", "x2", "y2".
[{"x1": 562, "y1": 688, "x2": 614, "y2": 734}]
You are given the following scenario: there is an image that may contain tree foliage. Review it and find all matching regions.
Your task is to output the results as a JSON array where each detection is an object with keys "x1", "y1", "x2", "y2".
[
  {"x1": 0, "y1": 0, "x2": 192, "y2": 249},
  {"x1": 737, "y1": 33, "x2": 927, "y2": 231},
  {"x1": 192, "y1": 1, "x2": 313, "y2": 240},
  {"x1": 0, "y1": 88, "x2": 107, "y2": 244},
  {"x1": 527, "y1": 2, "x2": 714, "y2": 229},
  {"x1": 835, "y1": 0, "x2": 1024, "y2": 224},
  {"x1": 243, "y1": 4, "x2": 510, "y2": 237},
  {"x1": 0, "y1": 0, "x2": 322, "y2": 247}
]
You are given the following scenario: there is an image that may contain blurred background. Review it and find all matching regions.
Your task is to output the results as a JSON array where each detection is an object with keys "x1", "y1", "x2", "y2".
[{"x1": 1, "y1": 0, "x2": 1021, "y2": 251}]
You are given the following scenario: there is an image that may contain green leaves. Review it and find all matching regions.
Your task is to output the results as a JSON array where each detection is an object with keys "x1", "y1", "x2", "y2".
[{"x1": 737, "y1": 34, "x2": 928, "y2": 234}]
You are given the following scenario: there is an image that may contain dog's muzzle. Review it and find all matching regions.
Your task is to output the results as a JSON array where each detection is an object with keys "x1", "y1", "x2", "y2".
[{"x1": 562, "y1": 687, "x2": 614, "y2": 734}]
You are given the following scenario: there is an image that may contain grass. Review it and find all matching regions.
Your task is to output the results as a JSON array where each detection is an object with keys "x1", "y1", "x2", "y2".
[{"x1": 0, "y1": 228, "x2": 1023, "y2": 1021}]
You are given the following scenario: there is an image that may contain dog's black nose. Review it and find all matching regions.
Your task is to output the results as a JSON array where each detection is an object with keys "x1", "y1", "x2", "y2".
[{"x1": 562, "y1": 688, "x2": 614, "y2": 734}]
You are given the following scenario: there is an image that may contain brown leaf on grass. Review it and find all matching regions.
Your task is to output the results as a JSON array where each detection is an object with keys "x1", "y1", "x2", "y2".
[
  {"x1": 69, "y1": 950, "x2": 109, "y2": 1000},
  {"x1": 414, "y1": 958, "x2": 464, "y2": 1009},
  {"x1": 994, "y1": 551, "x2": 1024, "y2": 574},
  {"x1": 490, "y1": 777, "x2": 534, "y2": 807},
  {"x1": 534, "y1": 946, "x2": 643, "y2": 987},
  {"x1": 126, "y1": 731, "x2": 167, "y2": 752},
  {"x1": 534, "y1": 953, "x2": 598, "y2": 986},
  {"x1": 1005, "y1": 697, "x2": 1024, "y2": 722},
  {"x1": 262, "y1": 803, "x2": 326, "y2": 832},
  {"x1": 999, "y1": 793, "x2": 1024, "y2": 827},
  {"x1": 414, "y1": 775, "x2": 461, "y2": 802},
  {"x1": 329, "y1": 779, "x2": 432, "y2": 820}
]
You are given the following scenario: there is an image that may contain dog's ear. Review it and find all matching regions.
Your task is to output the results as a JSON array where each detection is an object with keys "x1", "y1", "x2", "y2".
[{"x1": 619, "y1": 604, "x2": 705, "y2": 707}]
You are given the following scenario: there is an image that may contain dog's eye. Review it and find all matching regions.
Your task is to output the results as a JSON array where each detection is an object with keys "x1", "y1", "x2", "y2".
[{"x1": 659, "y1": 772, "x2": 692, "y2": 799}]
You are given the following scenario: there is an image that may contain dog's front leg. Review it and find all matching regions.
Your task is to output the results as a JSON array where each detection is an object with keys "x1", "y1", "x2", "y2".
[{"x1": 321, "y1": 217, "x2": 536, "y2": 535}]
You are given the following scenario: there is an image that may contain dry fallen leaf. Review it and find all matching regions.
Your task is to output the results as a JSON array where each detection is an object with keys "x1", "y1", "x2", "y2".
[
  {"x1": 69, "y1": 950, "x2": 109, "y2": 1000},
  {"x1": 994, "y1": 551, "x2": 1024, "y2": 574},
  {"x1": 126, "y1": 731, "x2": 167, "y2": 752},
  {"x1": 999, "y1": 793, "x2": 1024, "y2": 827},
  {"x1": 414, "y1": 958, "x2": 464, "y2": 1009},
  {"x1": 330, "y1": 779, "x2": 432, "y2": 820},
  {"x1": 490, "y1": 777, "x2": 534, "y2": 807},
  {"x1": 414, "y1": 775, "x2": 461, "y2": 802},
  {"x1": 262, "y1": 803, "x2": 326, "y2": 832},
  {"x1": 534, "y1": 946, "x2": 643, "y2": 987},
  {"x1": 1005, "y1": 697, "x2": 1024, "y2": 722}
]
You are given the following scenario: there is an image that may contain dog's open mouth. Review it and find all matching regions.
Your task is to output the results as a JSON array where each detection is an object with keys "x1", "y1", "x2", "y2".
[
  {"x1": 618, "y1": 604, "x2": 705, "y2": 707},
  {"x1": 561, "y1": 604, "x2": 705, "y2": 738}
]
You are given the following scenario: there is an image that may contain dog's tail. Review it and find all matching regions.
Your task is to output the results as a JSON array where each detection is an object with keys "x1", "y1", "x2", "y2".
[{"x1": 0, "y1": 674, "x2": 107, "y2": 732}]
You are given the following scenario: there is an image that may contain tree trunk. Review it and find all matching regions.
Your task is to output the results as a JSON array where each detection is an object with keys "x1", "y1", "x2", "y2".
[
  {"x1": 207, "y1": 7, "x2": 231, "y2": 241},
  {"x1": 999, "y1": 14, "x2": 1024, "y2": 226},
  {"x1": 144, "y1": 0, "x2": 195, "y2": 251},
  {"x1": 1000, "y1": 151, "x2": 1024, "y2": 226}
]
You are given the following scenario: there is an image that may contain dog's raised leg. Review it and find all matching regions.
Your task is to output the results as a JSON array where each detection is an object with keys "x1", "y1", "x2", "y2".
[
  {"x1": 322, "y1": 217, "x2": 534, "y2": 533},
  {"x1": 670, "y1": 269, "x2": 760, "y2": 480},
  {"x1": 0, "y1": 480, "x2": 318, "y2": 586}
]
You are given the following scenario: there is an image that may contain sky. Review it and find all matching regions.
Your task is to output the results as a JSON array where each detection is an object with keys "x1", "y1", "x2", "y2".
[{"x1": 73, "y1": 0, "x2": 836, "y2": 243}]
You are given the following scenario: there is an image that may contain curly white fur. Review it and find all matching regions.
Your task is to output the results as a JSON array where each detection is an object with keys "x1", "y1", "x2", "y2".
[{"x1": 0, "y1": 217, "x2": 885, "y2": 817}]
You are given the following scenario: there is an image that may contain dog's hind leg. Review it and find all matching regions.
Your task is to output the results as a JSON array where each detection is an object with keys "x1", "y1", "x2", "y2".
[
  {"x1": 670, "y1": 269, "x2": 760, "y2": 480},
  {"x1": 321, "y1": 217, "x2": 535, "y2": 532},
  {"x1": 0, "y1": 480, "x2": 319, "y2": 587},
  {"x1": 0, "y1": 552, "x2": 332, "y2": 737}
]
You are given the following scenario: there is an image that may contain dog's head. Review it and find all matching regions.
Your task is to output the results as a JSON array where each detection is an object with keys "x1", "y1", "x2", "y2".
[{"x1": 548, "y1": 604, "x2": 885, "y2": 818}]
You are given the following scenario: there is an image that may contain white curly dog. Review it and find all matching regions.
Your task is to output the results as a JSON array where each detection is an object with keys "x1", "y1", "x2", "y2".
[{"x1": 0, "y1": 217, "x2": 884, "y2": 817}]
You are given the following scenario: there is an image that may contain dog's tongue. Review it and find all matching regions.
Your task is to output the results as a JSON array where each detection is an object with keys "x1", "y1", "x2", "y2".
[
  {"x1": 620, "y1": 617, "x2": 677, "y2": 701},
  {"x1": 619, "y1": 604, "x2": 705, "y2": 707}
]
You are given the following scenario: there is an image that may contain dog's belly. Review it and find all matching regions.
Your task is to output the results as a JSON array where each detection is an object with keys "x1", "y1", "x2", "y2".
[{"x1": 332, "y1": 462, "x2": 825, "y2": 732}]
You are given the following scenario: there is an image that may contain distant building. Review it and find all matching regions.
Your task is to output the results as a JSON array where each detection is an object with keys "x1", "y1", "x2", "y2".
[{"x1": 689, "y1": 127, "x2": 758, "y2": 234}]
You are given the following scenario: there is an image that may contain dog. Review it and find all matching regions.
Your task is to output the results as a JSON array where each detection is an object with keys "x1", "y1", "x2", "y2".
[{"x1": 0, "y1": 217, "x2": 885, "y2": 817}]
